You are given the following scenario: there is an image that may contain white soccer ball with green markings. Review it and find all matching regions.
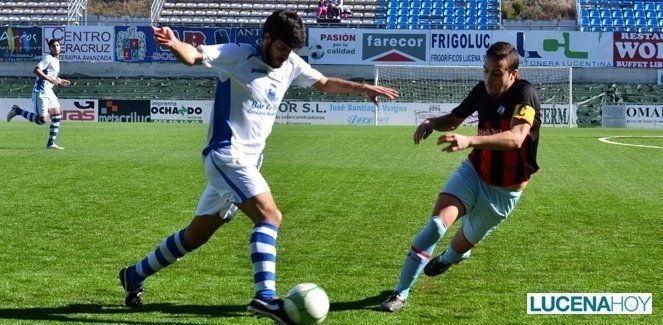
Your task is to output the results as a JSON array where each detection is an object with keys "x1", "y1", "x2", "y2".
[{"x1": 284, "y1": 283, "x2": 329, "y2": 324}]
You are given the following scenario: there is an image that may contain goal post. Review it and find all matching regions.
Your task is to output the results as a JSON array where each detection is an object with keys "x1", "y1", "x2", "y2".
[{"x1": 374, "y1": 65, "x2": 575, "y2": 127}]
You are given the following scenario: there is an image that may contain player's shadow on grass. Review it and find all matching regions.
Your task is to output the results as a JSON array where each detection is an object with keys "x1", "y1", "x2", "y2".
[
  {"x1": 0, "y1": 303, "x2": 247, "y2": 324},
  {"x1": 330, "y1": 290, "x2": 392, "y2": 312}
]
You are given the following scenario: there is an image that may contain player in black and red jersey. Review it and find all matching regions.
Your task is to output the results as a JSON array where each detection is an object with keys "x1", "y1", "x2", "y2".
[{"x1": 382, "y1": 41, "x2": 541, "y2": 312}]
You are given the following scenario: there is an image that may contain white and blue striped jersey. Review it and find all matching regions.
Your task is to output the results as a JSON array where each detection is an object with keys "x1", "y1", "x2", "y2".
[
  {"x1": 33, "y1": 54, "x2": 59, "y2": 94},
  {"x1": 198, "y1": 43, "x2": 323, "y2": 157}
]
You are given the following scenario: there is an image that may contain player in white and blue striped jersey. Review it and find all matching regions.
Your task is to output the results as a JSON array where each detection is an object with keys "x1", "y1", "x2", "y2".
[
  {"x1": 7, "y1": 38, "x2": 70, "y2": 149},
  {"x1": 118, "y1": 10, "x2": 397, "y2": 324}
]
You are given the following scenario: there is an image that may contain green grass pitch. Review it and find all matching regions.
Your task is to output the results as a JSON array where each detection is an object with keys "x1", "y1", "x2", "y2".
[{"x1": 0, "y1": 122, "x2": 661, "y2": 324}]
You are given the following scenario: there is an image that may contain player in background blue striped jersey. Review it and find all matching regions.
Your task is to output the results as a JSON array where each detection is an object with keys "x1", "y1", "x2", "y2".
[{"x1": 7, "y1": 38, "x2": 70, "y2": 149}]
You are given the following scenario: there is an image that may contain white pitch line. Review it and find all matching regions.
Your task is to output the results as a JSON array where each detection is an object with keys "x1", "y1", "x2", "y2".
[{"x1": 598, "y1": 136, "x2": 663, "y2": 149}]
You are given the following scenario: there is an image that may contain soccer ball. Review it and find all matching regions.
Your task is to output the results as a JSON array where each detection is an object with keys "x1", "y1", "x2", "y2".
[
  {"x1": 309, "y1": 44, "x2": 325, "y2": 60},
  {"x1": 284, "y1": 283, "x2": 329, "y2": 324}
]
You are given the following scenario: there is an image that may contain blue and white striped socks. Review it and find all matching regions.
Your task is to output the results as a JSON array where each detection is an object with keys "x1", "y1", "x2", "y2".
[
  {"x1": 16, "y1": 107, "x2": 44, "y2": 125},
  {"x1": 47, "y1": 114, "x2": 61, "y2": 146},
  {"x1": 127, "y1": 229, "x2": 193, "y2": 286},
  {"x1": 250, "y1": 222, "x2": 279, "y2": 300}
]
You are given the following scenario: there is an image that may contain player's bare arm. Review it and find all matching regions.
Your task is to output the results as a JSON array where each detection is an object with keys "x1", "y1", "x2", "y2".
[
  {"x1": 313, "y1": 77, "x2": 398, "y2": 105},
  {"x1": 151, "y1": 26, "x2": 203, "y2": 66},
  {"x1": 437, "y1": 118, "x2": 532, "y2": 152},
  {"x1": 413, "y1": 114, "x2": 464, "y2": 144}
]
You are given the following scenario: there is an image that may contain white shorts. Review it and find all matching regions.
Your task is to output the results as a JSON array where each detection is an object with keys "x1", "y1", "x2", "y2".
[
  {"x1": 32, "y1": 91, "x2": 60, "y2": 116},
  {"x1": 194, "y1": 148, "x2": 269, "y2": 219}
]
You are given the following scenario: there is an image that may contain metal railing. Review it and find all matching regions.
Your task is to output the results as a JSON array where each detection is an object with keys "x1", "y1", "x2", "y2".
[{"x1": 67, "y1": 0, "x2": 87, "y2": 25}]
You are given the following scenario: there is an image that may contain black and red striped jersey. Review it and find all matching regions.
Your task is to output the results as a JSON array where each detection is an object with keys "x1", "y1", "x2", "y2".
[{"x1": 451, "y1": 79, "x2": 541, "y2": 187}]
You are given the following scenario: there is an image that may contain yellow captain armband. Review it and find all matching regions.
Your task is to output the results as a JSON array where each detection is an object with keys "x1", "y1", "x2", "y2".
[{"x1": 513, "y1": 104, "x2": 535, "y2": 125}]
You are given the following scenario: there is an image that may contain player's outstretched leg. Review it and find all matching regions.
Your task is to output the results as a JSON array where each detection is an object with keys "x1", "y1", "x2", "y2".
[
  {"x1": 119, "y1": 229, "x2": 193, "y2": 307},
  {"x1": 8, "y1": 105, "x2": 45, "y2": 125},
  {"x1": 46, "y1": 113, "x2": 63, "y2": 149},
  {"x1": 381, "y1": 216, "x2": 447, "y2": 312},
  {"x1": 246, "y1": 221, "x2": 292, "y2": 324}
]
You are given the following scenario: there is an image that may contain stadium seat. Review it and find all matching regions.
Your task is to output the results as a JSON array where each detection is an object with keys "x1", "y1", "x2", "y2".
[
  {"x1": 625, "y1": 18, "x2": 636, "y2": 26},
  {"x1": 421, "y1": 2, "x2": 431, "y2": 9},
  {"x1": 599, "y1": 10, "x2": 611, "y2": 19},
  {"x1": 611, "y1": 9, "x2": 622, "y2": 19},
  {"x1": 601, "y1": 18, "x2": 613, "y2": 26},
  {"x1": 420, "y1": 8, "x2": 431, "y2": 16},
  {"x1": 635, "y1": 11, "x2": 645, "y2": 19},
  {"x1": 409, "y1": 1, "x2": 420, "y2": 9},
  {"x1": 647, "y1": 18, "x2": 657, "y2": 27},
  {"x1": 432, "y1": 8, "x2": 443, "y2": 17},
  {"x1": 623, "y1": 9, "x2": 634, "y2": 19}
]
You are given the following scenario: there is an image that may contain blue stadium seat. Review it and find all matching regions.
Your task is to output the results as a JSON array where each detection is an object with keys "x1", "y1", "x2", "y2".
[
  {"x1": 454, "y1": 8, "x2": 465, "y2": 16},
  {"x1": 477, "y1": 9, "x2": 487, "y2": 17},
  {"x1": 422, "y1": 2, "x2": 432, "y2": 9},
  {"x1": 386, "y1": 22, "x2": 397, "y2": 29},
  {"x1": 636, "y1": 18, "x2": 646, "y2": 26},
  {"x1": 419, "y1": 21, "x2": 431, "y2": 29},
  {"x1": 387, "y1": 15, "x2": 397, "y2": 23},
  {"x1": 466, "y1": 16, "x2": 477, "y2": 24},
  {"x1": 635, "y1": 11, "x2": 646, "y2": 19},
  {"x1": 408, "y1": 15, "x2": 419, "y2": 23},
  {"x1": 387, "y1": 2, "x2": 397, "y2": 9},
  {"x1": 647, "y1": 18, "x2": 657, "y2": 27},
  {"x1": 432, "y1": 8, "x2": 443, "y2": 17},
  {"x1": 647, "y1": 11, "x2": 657, "y2": 19},
  {"x1": 409, "y1": 2, "x2": 421, "y2": 9},
  {"x1": 658, "y1": 11, "x2": 663, "y2": 19},
  {"x1": 444, "y1": 8, "x2": 454, "y2": 17},
  {"x1": 409, "y1": 8, "x2": 418, "y2": 16},
  {"x1": 387, "y1": 9, "x2": 397, "y2": 16},
  {"x1": 634, "y1": 3, "x2": 644, "y2": 11},
  {"x1": 443, "y1": 16, "x2": 453, "y2": 24},
  {"x1": 602, "y1": 26, "x2": 615, "y2": 32},
  {"x1": 600, "y1": 9, "x2": 611, "y2": 19},
  {"x1": 444, "y1": 1, "x2": 454, "y2": 9},
  {"x1": 398, "y1": 2, "x2": 408, "y2": 9},
  {"x1": 398, "y1": 16, "x2": 407, "y2": 23},
  {"x1": 478, "y1": 16, "x2": 487, "y2": 24},
  {"x1": 590, "y1": 18, "x2": 601, "y2": 26},
  {"x1": 420, "y1": 8, "x2": 431, "y2": 16},
  {"x1": 601, "y1": 18, "x2": 613, "y2": 26},
  {"x1": 581, "y1": 17, "x2": 590, "y2": 26},
  {"x1": 453, "y1": 24, "x2": 466, "y2": 30},
  {"x1": 397, "y1": 23, "x2": 408, "y2": 29},
  {"x1": 611, "y1": 9, "x2": 622, "y2": 19},
  {"x1": 623, "y1": 9, "x2": 634, "y2": 19},
  {"x1": 581, "y1": 10, "x2": 589, "y2": 19},
  {"x1": 645, "y1": 3, "x2": 655, "y2": 11},
  {"x1": 433, "y1": 1, "x2": 443, "y2": 9},
  {"x1": 614, "y1": 18, "x2": 625, "y2": 27},
  {"x1": 398, "y1": 8, "x2": 408, "y2": 16},
  {"x1": 467, "y1": 8, "x2": 476, "y2": 17},
  {"x1": 624, "y1": 18, "x2": 636, "y2": 26},
  {"x1": 589, "y1": 10, "x2": 600, "y2": 18},
  {"x1": 477, "y1": 1, "x2": 486, "y2": 10}
]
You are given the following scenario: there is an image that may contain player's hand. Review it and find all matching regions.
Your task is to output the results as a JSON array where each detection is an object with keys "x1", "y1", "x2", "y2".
[
  {"x1": 361, "y1": 84, "x2": 398, "y2": 106},
  {"x1": 437, "y1": 133, "x2": 470, "y2": 152},
  {"x1": 151, "y1": 25, "x2": 178, "y2": 49},
  {"x1": 413, "y1": 119, "x2": 434, "y2": 144},
  {"x1": 49, "y1": 77, "x2": 60, "y2": 85},
  {"x1": 59, "y1": 79, "x2": 71, "y2": 87}
]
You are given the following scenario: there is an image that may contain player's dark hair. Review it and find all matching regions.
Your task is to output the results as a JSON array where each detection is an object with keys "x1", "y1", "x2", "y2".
[
  {"x1": 47, "y1": 38, "x2": 60, "y2": 47},
  {"x1": 263, "y1": 10, "x2": 306, "y2": 50},
  {"x1": 486, "y1": 41, "x2": 519, "y2": 71}
]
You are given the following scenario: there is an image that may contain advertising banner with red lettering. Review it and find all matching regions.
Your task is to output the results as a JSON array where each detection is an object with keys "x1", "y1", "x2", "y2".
[
  {"x1": 43, "y1": 26, "x2": 115, "y2": 62},
  {"x1": 613, "y1": 32, "x2": 663, "y2": 68},
  {"x1": 307, "y1": 28, "x2": 428, "y2": 65}
]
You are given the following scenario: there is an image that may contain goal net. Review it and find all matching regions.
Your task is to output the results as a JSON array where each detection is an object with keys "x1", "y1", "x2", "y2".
[{"x1": 374, "y1": 65, "x2": 575, "y2": 127}]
